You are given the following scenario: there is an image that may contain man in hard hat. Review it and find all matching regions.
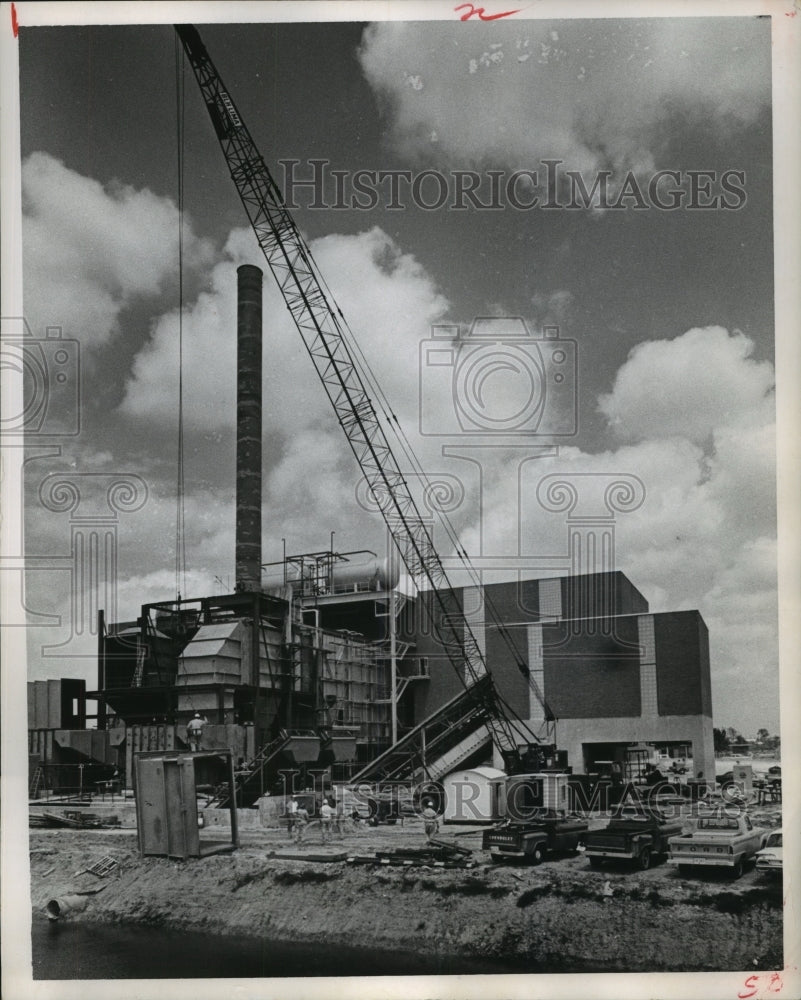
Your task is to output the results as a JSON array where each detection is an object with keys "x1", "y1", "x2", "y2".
[
  {"x1": 422, "y1": 800, "x2": 439, "y2": 842},
  {"x1": 186, "y1": 713, "x2": 206, "y2": 752}
]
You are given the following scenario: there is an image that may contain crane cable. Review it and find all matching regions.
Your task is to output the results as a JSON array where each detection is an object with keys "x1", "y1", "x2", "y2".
[
  {"x1": 174, "y1": 36, "x2": 187, "y2": 603},
  {"x1": 308, "y1": 254, "x2": 553, "y2": 729}
]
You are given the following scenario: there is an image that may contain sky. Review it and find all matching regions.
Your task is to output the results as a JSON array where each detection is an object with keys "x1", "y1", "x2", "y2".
[{"x1": 13, "y1": 11, "x2": 779, "y2": 736}]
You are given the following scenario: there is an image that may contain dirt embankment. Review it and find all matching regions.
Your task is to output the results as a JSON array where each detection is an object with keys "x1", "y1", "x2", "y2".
[{"x1": 29, "y1": 825, "x2": 782, "y2": 973}]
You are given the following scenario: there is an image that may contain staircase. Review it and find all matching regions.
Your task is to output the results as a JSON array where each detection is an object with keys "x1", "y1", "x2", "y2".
[
  {"x1": 424, "y1": 724, "x2": 492, "y2": 781},
  {"x1": 349, "y1": 673, "x2": 495, "y2": 784},
  {"x1": 211, "y1": 730, "x2": 292, "y2": 808}
]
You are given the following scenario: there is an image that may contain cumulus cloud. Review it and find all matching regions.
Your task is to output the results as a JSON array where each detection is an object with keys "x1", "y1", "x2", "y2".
[
  {"x1": 21, "y1": 152, "x2": 778, "y2": 730},
  {"x1": 22, "y1": 152, "x2": 214, "y2": 345},
  {"x1": 121, "y1": 225, "x2": 448, "y2": 436},
  {"x1": 357, "y1": 19, "x2": 770, "y2": 174},
  {"x1": 431, "y1": 323, "x2": 776, "y2": 730},
  {"x1": 597, "y1": 326, "x2": 775, "y2": 445}
]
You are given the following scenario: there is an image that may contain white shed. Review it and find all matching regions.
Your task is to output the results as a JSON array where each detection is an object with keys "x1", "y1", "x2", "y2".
[{"x1": 442, "y1": 766, "x2": 505, "y2": 824}]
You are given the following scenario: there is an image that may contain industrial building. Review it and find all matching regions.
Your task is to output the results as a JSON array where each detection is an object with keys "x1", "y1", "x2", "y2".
[
  {"x1": 29, "y1": 563, "x2": 715, "y2": 797},
  {"x1": 27, "y1": 261, "x2": 715, "y2": 802},
  {"x1": 26, "y1": 26, "x2": 717, "y2": 806}
]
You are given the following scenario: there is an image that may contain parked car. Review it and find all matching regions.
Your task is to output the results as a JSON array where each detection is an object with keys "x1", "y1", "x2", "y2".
[
  {"x1": 582, "y1": 804, "x2": 683, "y2": 871},
  {"x1": 668, "y1": 810, "x2": 767, "y2": 878},
  {"x1": 755, "y1": 829, "x2": 783, "y2": 877}
]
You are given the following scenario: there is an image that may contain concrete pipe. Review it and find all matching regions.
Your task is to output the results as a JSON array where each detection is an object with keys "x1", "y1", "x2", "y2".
[{"x1": 45, "y1": 894, "x2": 89, "y2": 920}]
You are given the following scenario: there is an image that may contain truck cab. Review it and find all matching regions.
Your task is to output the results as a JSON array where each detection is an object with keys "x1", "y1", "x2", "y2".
[
  {"x1": 483, "y1": 773, "x2": 588, "y2": 864},
  {"x1": 668, "y1": 809, "x2": 767, "y2": 878},
  {"x1": 583, "y1": 803, "x2": 683, "y2": 870}
]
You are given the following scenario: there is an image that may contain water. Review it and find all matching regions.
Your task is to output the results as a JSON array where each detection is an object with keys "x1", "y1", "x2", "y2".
[{"x1": 32, "y1": 915, "x2": 534, "y2": 980}]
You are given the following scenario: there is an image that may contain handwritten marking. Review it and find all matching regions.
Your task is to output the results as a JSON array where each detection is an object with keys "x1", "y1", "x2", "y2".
[
  {"x1": 11, "y1": 2, "x2": 18, "y2": 37},
  {"x1": 454, "y1": 3, "x2": 522, "y2": 21},
  {"x1": 738, "y1": 972, "x2": 784, "y2": 999}
]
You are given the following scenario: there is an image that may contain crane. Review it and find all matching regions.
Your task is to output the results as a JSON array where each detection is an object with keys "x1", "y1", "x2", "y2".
[{"x1": 174, "y1": 24, "x2": 555, "y2": 779}]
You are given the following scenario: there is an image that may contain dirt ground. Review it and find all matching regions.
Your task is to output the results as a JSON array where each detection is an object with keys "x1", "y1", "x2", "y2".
[{"x1": 29, "y1": 804, "x2": 784, "y2": 974}]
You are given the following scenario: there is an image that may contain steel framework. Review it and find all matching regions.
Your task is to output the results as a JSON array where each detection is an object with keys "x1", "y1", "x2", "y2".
[{"x1": 175, "y1": 25, "x2": 542, "y2": 770}]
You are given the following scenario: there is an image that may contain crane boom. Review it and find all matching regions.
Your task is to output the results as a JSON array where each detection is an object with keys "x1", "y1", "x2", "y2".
[{"x1": 174, "y1": 24, "x2": 543, "y2": 769}]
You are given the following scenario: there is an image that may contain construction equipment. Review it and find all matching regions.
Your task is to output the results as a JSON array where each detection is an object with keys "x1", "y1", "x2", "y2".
[{"x1": 174, "y1": 24, "x2": 556, "y2": 780}]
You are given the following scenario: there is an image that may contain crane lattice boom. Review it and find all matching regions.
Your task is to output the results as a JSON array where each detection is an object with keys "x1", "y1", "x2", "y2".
[{"x1": 175, "y1": 24, "x2": 544, "y2": 767}]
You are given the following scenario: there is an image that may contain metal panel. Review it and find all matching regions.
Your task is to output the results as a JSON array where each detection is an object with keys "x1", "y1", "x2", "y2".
[
  {"x1": 34, "y1": 682, "x2": 48, "y2": 729},
  {"x1": 135, "y1": 757, "x2": 170, "y2": 855},
  {"x1": 47, "y1": 680, "x2": 62, "y2": 728},
  {"x1": 163, "y1": 757, "x2": 200, "y2": 858},
  {"x1": 284, "y1": 735, "x2": 321, "y2": 762}
]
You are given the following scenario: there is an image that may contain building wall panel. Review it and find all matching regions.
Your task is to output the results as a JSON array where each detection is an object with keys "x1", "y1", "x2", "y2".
[
  {"x1": 654, "y1": 611, "x2": 712, "y2": 717},
  {"x1": 482, "y1": 581, "x2": 530, "y2": 719},
  {"x1": 542, "y1": 615, "x2": 642, "y2": 718}
]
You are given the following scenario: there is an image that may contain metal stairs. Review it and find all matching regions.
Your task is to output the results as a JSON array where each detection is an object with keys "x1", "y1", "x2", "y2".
[
  {"x1": 210, "y1": 729, "x2": 292, "y2": 808},
  {"x1": 349, "y1": 673, "x2": 495, "y2": 784}
]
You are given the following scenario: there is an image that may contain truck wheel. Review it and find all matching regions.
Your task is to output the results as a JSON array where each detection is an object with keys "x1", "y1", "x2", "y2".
[
  {"x1": 678, "y1": 865, "x2": 693, "y2": 877},
  {"x1": 529, "y1": 844, "x2": 545, "y2": 866},
  {"x1": 732, "y1": 860, "x2": 744, "y2": 879},
  {"x1": 588, "y1": 856, "x2": 603, "y2": 869},
  {"x1": 490, "y1": 853, "x2": 503, "y2": 864},
  {"x1": 637, "y1": 848, "x2": 652, "y2": 871}
]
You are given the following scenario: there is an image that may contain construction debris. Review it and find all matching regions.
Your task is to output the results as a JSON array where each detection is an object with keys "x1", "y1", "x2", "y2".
[
  {"x1": 73, "y1": 856, "x2": 118, "y2": 878},
  {"x1": 349, "y1": 841, "x2": 476, "y2": 869}
]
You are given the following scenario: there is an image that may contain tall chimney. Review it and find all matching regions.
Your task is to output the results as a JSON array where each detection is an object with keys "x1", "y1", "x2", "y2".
[{"x1": 235, "y1": 264, "x2": 263, "y2": 592}]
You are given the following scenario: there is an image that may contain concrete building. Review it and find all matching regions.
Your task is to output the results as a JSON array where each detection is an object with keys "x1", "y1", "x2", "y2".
[{"x1": 404, "y1": 571, "x2": 715, "y2": 783}]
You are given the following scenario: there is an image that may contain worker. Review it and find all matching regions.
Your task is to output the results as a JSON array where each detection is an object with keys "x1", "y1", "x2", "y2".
[
  {"x1": 422, "y1": 800, "x2": 439, "y2": 842},
  {"x1": 294, "y1": 802, "x2": 309, "y2": 844},
  {"x1": 320, "y1": 798, "x2": 334, "y2": 843},
  {"x1": 334, "y1": 798, "x2": 346, "y2": 838},
  {"x1": 186, "y1": 713, "x2": 206, "y2": 752},
  {"x1": 286, "y1": 796, "x2": 299, "y2": 839}
]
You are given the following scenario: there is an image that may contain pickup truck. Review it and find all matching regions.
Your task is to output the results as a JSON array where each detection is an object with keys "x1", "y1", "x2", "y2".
[
  {"x1": 668, "y1": 811, "x2": 766, "y2": 878},
  {"x1": 583, "y1": 804, "x2": 683, "y2": 870},
  {"x1": 483, "y1": 808, "x2": 588, "y2": 864}
]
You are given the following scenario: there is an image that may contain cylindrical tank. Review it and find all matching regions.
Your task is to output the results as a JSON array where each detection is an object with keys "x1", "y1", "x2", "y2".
[{"x1": 330, "y1": 557, "x2": 399, "y2": 594}]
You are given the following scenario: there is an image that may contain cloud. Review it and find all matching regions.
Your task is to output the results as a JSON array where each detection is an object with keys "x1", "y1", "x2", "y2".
[
  {"x1": 357, "y1": 19, "x2": 770, "y2": 174},
  {"x1": 20, "y1": 152, "x2": 778, "y2": 731},
  {"x1": 435, "y1": 323, "x2": 777, "y2": 731},
  {"x1": 597, "y1": 326, "x2": 775, "y2": 445},
  {"x1": 121, "y1": 225, "x2": 448, "y2": 438},
  {"x1": 21, "y1": 152, "x2": 213, "y2": 346}
]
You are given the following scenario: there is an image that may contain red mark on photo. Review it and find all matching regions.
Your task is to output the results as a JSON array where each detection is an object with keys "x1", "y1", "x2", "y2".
[
  {"x1": 738, "y1": 972, "x2": 784, "y2": 999},
  {"x1": 11, "y1": 2, "x2": 19, "y2": 37},
  {"x1": 454, "y1": 3, "x2": 522, "y2": 21}
]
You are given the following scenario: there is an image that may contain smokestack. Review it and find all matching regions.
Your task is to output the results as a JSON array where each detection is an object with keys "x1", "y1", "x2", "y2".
[{"x1": 235, "y1": 264, "x2": 263, "y2": 592}]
